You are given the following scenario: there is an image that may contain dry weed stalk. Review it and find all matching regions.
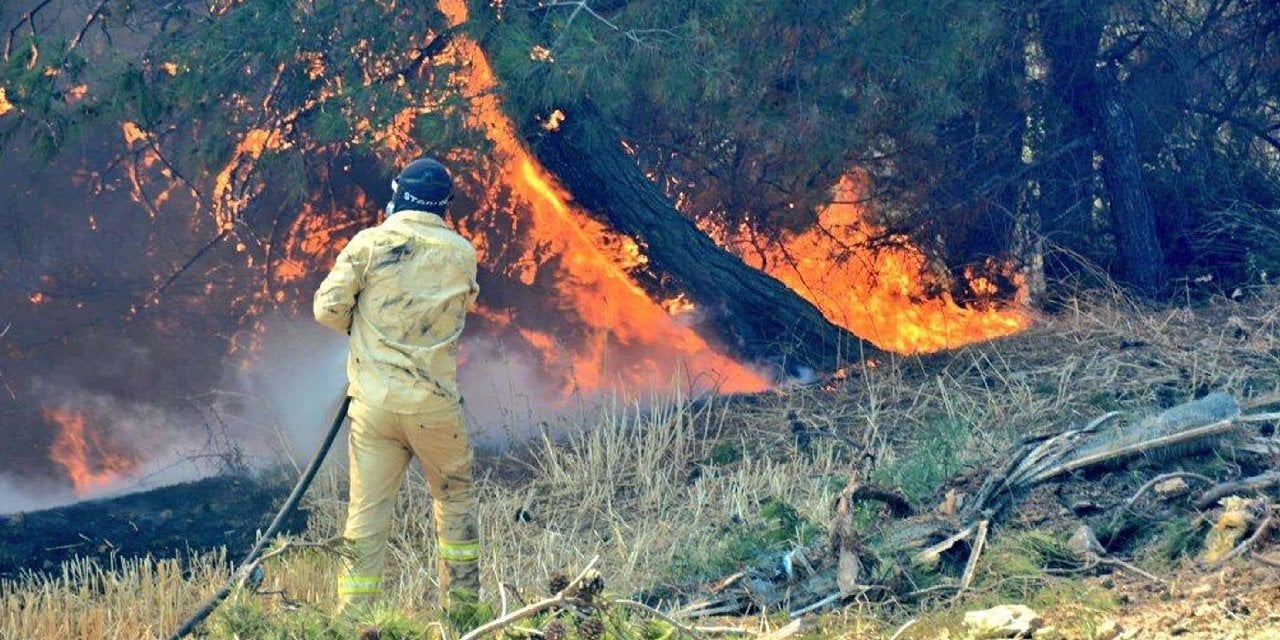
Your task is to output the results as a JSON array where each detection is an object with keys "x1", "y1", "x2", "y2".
[{"x1": 5, "y1": 289, "x2": 1280, "y2": 637}]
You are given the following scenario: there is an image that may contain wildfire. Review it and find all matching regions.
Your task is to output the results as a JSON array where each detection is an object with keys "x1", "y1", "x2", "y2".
[
  {"x1": 719, "y1": 175, "x2": 1029, "y2": 354},
  {"x1": 214, "y1": 127, "x2": 286, "y2": 232},
  {"x1": 0, "y1": 87, "x2": 12, "y2": 116},
  {"x1": 438, "y1": 0, "x2": 767, "y2": 395},
  {"x1": 42, "y1": 407, "x2": 138, "y2": 496}
]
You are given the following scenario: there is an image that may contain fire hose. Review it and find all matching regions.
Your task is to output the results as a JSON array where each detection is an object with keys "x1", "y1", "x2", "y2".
[{"x1": 166, "y1": 395, "x2": 352, "y2": 640}]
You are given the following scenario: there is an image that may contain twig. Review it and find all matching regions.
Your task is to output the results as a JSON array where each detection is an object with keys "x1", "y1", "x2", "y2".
[
  {"x1": 888, "y1": 619, "x2": 918, "y2": 640},
  {"x1": 611, "y1": 599, "x2": 705, "y2": 639},
  {"x1": 690, "y1": 627, "x2": 753, "y2": 635},
  {"x1": 1208, "y1": 502, "x2": 1273, "y2": 568},
  {"x1": 459, "y1": 556, "x2": 600, "y2": 640},
  {"x1": 787, "y1": 592, "x2": 843, "y2": 618},
  {"x1": 759, "y1": 620, "x2": 805, "y2": 640},
  {"x1": 1109, "y1": 472, "x2": 1215, "y2": 531},
  {"x1": 68, "y1": 0, "x2": 111, "y2": 51},
  {"x1": 1196, "y1": 471, "x2": 1280, "y2": 509},
  {"x1": 1250, "y1": 551, "x2": 1280, "y2": 569},
  {"x1": 1099, "y1": 558, "x2": 1167, "y2": 586},
  {"x1": 235, "y1": 537, "x2": 342, "y2": 588},
  {"x1": 958, "y1": 520, "x2": 989, "y2": 593},
  {"x1": 4, "y1": 0, "x2": 54, "y2": 61}
]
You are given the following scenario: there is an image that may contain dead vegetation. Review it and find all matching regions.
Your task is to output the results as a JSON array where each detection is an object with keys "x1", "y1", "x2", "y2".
[{"x1": 4, "y1": 288, "x2": 1280, "y2": 639}]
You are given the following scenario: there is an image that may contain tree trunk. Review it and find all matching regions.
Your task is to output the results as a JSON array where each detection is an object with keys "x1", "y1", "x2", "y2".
[
  {"x1": 1040, "y1": 1, "x2": 1166, "y2": 297},
  {"x1": 1092, "y1": 74, "x2": 1167, "y2": 296},
  {"x1": 527, "y1": 102, "x2": 879, "y2": 375}
]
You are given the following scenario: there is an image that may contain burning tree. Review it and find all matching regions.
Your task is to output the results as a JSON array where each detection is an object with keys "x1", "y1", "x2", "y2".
[{"x1": 1, "y1": 0, "x2": 1276, "y2": 490}]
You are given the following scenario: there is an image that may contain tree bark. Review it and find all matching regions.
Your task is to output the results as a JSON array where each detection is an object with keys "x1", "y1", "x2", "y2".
[
  {"x1": 1092, "y1": 73, "x2": 1166, "y2": 296},
  {"x1": 1040, "y1": 1, "x2": 1166, "y2": 297},
  {"x1": 526, "y1": 102, "x2": 880, "y2": 375}
]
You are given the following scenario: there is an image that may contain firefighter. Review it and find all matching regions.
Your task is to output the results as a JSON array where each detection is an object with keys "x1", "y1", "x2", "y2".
[{"x1": 313, "y1": 157, "x2": 481, "y2": 613}]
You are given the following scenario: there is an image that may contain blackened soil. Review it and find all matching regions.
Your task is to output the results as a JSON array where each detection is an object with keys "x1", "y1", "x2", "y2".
[{"x1": 0, "y1": 475, "x2": 306, "y2": 580}]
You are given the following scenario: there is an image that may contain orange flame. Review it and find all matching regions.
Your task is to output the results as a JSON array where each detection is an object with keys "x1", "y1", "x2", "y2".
[
  {"x1": 719, "y1": 175, "x2": 1029, "y2": 354},
  {"x1": 440, "y1": 0, "x2": 767, "y2": 394},
  {"x1": 0, "y1": 87, "x2": 13, "y2": 116},
  {"x1": 42, "y1": 408, "x2": 138, "y2": 496}
]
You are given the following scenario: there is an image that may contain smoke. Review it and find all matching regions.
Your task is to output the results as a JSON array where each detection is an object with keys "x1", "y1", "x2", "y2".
[
  {"x1": 226, "y1": 319, "x2": 607, "y2": 452},
  {"x1": 3, "y1": 379, "x2": 224, "y2": 511},
  {"x1": 218, "y1": 316, "x2": 350, "y2": 462},
  {"x1": 0, "y1": 311, "x2": 715, "y2": 515}
]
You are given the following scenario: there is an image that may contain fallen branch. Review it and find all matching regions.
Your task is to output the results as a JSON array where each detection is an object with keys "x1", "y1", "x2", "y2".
[
  {"x1": 1249, "y1": 551, "x2": 1280, "y2": 569},
  {"x1": 1196, "y1": 471, "x2": 1280, "y2": 509},
  {"x1": 690, "y1": 627, "x2": 754, "y2": 636},
  {"x1": 235, "y1": 536, "x2": 343, "y2": 588},
  {"x1": 787, "y1": 593, "x2": 842, "y2": 618},
  {"x1": 1122, "y1": 472, "x2": 1215, "y2": 511},
  {"x1": 758, "y1": 619, "x2": 805, "y2": 640},
  {"x1": 4, "y1": 0, "x2": 54, "y2": 61},
  {"x1": 611, "y1": 599, "x2": 706, "y2": 639},
  {"x1": 459, "y1": 556, "x2": 600, "y2": 640},
  {"x1": 1099, "y1": 557, "x2": 1167, "y2": 587},
  {"x1": 958, "y1": 520, "x2": 990, "y2": 593},
  {"x1": 888, "y1": 619, "x2": 918, "y2": 640},
  {"x1": 1109, "y1": 471, "x2": 1215, "y2": 531}
]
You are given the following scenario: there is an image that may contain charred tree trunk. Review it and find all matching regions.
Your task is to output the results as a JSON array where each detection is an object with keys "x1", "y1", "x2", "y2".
[
  {"x1": 1041, "y1": 2, "x2": 1166, "y2": 297},
  {"x1": 527, "y1": 102, "x2": 879, "y2": 375}
]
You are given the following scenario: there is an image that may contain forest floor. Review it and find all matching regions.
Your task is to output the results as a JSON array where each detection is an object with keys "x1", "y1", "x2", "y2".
[{"x1": 3, "y1": 286, "x2": 1280, "y2": 639}]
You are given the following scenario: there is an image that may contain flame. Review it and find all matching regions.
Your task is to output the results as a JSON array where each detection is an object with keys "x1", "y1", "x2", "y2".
[
  {"x1": 42, "y1": 408, "x2": 138, "y2": 496},
  {"x1": 439, "y1": 0, "x2": 767, "y2": 394},
  {"x1": 213, "y1": 127, "x2": 285, "y2": 231},
  {"x1": 121, "y1": 121, "x2": 149, "y2": 145},
  {"x1": 718, "y1": 175, "x2": 1029, "y2": 354},
  {"x1": 0, "y1": 87, "x2": 13, "y2": 116},
  {"x1": 66, "y1": 84, "x2": 90, "y2": 104}
]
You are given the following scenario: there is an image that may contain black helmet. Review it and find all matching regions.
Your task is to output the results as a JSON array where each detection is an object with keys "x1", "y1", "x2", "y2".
[{"x1": 391, "y1": 157, "x2": 452, "y2": 214}]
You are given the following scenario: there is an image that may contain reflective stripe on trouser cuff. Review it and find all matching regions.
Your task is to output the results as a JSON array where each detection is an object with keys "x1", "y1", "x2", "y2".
[
  {"x1": 438, "y1": 539, "x2": 480, "y2": 563},
  {"x1": 338, "y1": 575, "x2": 383, "y2": 595}
]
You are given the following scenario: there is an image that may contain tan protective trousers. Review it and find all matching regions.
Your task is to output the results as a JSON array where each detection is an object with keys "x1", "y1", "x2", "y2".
[{"x1": 338, "y1": 397, "x2": 480, "y2": 608}]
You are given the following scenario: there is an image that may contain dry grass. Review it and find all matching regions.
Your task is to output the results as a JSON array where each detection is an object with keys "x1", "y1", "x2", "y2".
[{"x1": 3, "y1": 288, "x2": 1279, "y2": 639}]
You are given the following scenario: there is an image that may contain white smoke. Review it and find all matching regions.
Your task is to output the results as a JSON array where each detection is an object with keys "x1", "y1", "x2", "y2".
[
  {"x1": 4, "y1": 379, "x2": 225, "y2": 512},
  {"x1": 218, "y1": 316, "x2": 350, "y2": 463}
]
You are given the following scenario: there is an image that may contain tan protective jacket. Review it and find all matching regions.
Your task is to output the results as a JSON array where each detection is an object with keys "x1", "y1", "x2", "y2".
[{"x1": 313, "y1": 211, "x2": 479, "y2": 413}]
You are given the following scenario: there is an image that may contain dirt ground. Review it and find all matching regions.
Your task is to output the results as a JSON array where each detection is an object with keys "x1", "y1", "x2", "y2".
[
  {"x1": 1050, "y1": 562, "x2": 1280, "y2": 639},
  {"x1": 0, "y1": 475, "x2": 302, "y2": 579}
]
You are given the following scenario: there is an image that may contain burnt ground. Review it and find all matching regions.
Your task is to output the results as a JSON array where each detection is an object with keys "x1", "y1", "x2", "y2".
[{"x1": 0, "y1": 475, "x2": 304, "y2": 580}]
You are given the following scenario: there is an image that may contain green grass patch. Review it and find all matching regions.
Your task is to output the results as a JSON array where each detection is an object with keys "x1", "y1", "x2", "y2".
[
  {"x1": 872, "y1": 416, "x2": 971, "y2": 505},
  {"x1": 668, "y1": 496, "x2": 824, "y2": 580}
]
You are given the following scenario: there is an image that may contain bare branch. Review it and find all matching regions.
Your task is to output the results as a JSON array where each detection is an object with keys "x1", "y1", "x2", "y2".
[
  {"x1": 69, "y1": 0, "x2": 111, "y2": 51},
  {"x1": 458, "y1": 556, "x2": 601, "y2": 640},
  {"x1": 5, "y1": 0, "x2": 54, "y2": 63}
]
